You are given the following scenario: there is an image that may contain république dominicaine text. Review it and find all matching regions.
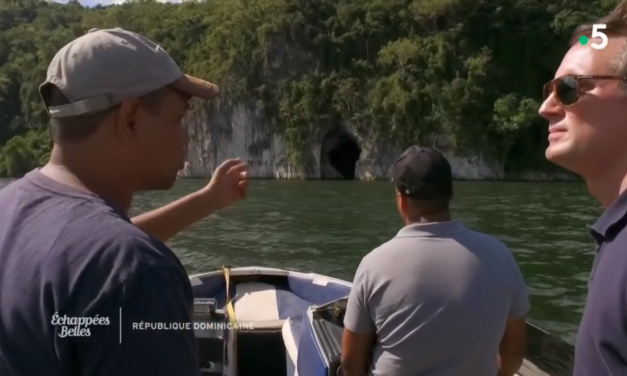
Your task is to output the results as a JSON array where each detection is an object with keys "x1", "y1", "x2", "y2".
[{"x1": 134, "y1": 322, "x2": 254, "y2": 330}]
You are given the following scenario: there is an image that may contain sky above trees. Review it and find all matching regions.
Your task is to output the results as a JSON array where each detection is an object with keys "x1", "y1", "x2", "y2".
[{"x1": 53, "y1": 0, "x2": 180, "y2": 6}]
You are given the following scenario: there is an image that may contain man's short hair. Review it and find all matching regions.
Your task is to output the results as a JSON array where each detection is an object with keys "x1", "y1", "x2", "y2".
[
  {"x1": 41, "y1": 84, "x2": 169, "y2": 144},
  {"x1": 570, "y1": 2, "x2": 627, "y2": 91},
  {"x1": 391, "y1": 146, "x2": 453, "y2": 213}
]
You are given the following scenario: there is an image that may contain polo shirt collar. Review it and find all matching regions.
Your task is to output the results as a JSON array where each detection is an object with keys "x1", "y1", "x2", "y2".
[
  {"x1": 396, "y1": 220, "x2": 467, "y2": 238},
  {"x1": 589, "y1": 188, "x2": 627, "y2": 245}
]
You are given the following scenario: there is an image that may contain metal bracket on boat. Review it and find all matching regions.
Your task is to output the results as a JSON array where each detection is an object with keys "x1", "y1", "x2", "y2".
[
  {"x1": 336, "y1": 365, "x2": 344, "y2": 376},
  {"x1": 194, "y1": 298, "x2": 218, "y2": 316},
  {"x1": 313, "y1": 295, "x2": 348, "y2": 319},
  {"x1": 333, "y1": 303, "x2": 346, "y2": 319}
]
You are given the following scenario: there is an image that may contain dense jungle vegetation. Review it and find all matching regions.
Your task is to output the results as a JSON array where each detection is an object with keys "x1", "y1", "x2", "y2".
[{"x1": 0, "y1": 0, "x2": 619, "y2": 177}]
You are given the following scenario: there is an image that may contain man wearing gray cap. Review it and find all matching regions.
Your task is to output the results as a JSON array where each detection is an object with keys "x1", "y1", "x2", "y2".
[
  {"x1": 341, "y1": 146, "x2": 529, "y2": 376},
  {"x1": 0, "y1": 28, "x2": 246, "y2": 375}
]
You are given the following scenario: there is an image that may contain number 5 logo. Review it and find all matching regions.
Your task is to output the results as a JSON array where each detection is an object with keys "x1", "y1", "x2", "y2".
[{"x1": 591, "y1": 24, "x2": 608, "y2": 50}]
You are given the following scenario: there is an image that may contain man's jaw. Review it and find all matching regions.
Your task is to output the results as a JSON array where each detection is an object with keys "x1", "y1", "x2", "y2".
[{"x1": 583, "y1": 155, "x2": 627, "y2": 208}]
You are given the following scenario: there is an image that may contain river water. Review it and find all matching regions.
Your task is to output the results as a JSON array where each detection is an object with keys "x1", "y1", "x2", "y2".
[{"x1": 0, "y1": 178, "x2": 601, "y2": 344}]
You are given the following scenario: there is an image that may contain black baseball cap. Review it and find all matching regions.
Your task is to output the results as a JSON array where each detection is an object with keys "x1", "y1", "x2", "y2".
[{"x1": 391, "y1": 145, "x2": 453, "y2": 200}]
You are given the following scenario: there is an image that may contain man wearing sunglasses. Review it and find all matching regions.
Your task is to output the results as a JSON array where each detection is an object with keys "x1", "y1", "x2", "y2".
[
  {"x1": 538, "y1": 2, "x2": 627, "y2": 376},
  {"x1": 341, "y1": 146, "x2": 529, "y2": 376}
]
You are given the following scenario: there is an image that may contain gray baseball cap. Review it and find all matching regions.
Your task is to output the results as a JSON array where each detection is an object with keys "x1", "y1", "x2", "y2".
[{"x1": 39, "y1": 27, "x2": 220, "y2": 118}]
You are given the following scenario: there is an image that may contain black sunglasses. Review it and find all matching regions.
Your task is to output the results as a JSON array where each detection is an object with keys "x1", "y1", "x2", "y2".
[{"x1": 543, "y1": 75, "x2": 624, "y2": 106}]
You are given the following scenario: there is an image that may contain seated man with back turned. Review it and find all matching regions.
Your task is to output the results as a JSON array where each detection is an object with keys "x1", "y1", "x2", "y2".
[{"x1": 341, "y1": 146, "x2": 529, "y2": 376}]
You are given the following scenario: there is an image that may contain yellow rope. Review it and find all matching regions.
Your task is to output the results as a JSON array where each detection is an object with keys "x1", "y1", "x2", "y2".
[
  {"x1": 221, "y1": 265, "x2": 238, "y2": 372},
  {"x1": 223, "y1": 265, "x2": 237, "y2": 328}
]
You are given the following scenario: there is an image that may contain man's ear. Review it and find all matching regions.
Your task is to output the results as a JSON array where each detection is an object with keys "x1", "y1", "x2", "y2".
[
  {"x1": 396, "y1": 190, "x2": 405, "y2": 209},
  {"x1": 115, "y1": 98, "x2": 140, "y2": 142},
  {"x1": 395, "y1": 190, "x2": 405, "y2": 215}
]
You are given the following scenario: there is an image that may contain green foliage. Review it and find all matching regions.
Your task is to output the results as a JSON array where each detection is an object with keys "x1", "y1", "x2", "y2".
[
  {"x1": 0, "y1": 128, "x2": 51, "y2": 177},
  {"x1": 0, "y1": 0, "x2": 620, "y2": 177}
]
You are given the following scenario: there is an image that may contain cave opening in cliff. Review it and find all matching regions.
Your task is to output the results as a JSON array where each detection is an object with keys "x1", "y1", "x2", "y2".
[{"x1": 320, "y1": 130, "x2": 361, "y2": 180}]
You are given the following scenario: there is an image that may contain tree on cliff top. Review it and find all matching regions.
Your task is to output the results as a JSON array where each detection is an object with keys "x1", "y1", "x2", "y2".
[{"x1": 0, "y1": 0, "x2": 619, "y2": 177}]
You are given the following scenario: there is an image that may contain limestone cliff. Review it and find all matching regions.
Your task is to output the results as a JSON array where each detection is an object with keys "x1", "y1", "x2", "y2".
[{"x1": 181, "y1": 100, "x2": 573, "y2": 181}]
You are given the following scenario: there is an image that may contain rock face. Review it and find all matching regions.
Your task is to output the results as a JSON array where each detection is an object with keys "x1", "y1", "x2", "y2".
[{"x1": 181, "y1": 100, "x2": 572, "y2": 181}]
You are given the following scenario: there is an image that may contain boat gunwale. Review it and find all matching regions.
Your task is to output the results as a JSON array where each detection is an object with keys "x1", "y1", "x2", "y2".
[{"x1": 189, "y1": 266, "x2": 352, "y2": 288}]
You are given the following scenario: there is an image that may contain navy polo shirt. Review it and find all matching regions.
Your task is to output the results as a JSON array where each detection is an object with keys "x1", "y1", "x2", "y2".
[
  {"x1": 574, "y1": 189, "x2": 627, "y2": 376},
  {"x1": 0, "y1": 170, "x2": 201, "y2": 376}
]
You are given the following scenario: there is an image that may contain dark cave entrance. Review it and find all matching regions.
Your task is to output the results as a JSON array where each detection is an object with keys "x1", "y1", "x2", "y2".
[{"x1": 320, "y1": 129, "x2": 361, "y2": 180}]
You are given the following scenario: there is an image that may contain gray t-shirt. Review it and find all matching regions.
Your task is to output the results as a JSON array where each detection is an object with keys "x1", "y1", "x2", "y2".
[
  {"x1": 0, "y1": 169, "x2": 200, "y2": 376},
  {"x1": 344, "y1": 220, "x2": 529, "y2": 376}
]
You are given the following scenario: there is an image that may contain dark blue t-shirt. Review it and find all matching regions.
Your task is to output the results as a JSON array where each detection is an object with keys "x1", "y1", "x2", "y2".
[
  {"x1": 0, "y1": 170, "x2": 200, "y2": 376},
  {"x1": 574, "y1": 189, "x2": 627, "y2": 376}
]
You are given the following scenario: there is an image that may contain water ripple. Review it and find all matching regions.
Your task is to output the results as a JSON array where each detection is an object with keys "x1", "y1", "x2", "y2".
[{"x1": 1, "y1": 178, "x2": 600, "y2": 345}]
